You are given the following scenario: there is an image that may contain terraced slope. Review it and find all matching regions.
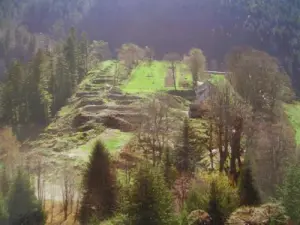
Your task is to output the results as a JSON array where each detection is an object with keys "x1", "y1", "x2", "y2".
[{"x1": 26, "y1": 61, "x2": 190, "y2": 179}]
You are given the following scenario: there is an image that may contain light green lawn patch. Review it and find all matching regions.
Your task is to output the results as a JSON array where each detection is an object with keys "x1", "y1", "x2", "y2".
[
  {"x1": 102, "y1": 130, "x2": 133, "y2": 153},
  {"x1": 284, "y1": 102, "x2": 300, "y2": 146},
  {"x1": 209, "y1": 74, "x2": 226, "y2": 85},
  {"x1": 78, "y1": 129, "x2": 133, "y2": 154},
  {"x1": 121, "y1": 61, "x2": 192, "y2": 94}
]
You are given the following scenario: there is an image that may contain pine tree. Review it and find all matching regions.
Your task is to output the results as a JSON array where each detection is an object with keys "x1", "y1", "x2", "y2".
[
  {"x1": 207, "y1": 181, "x2": 224, "y2": 225},
  {"x1": 238, "y1": 158, "x2": 261, "y2": 206},
  {"x1": 2, "y1": 60, "x2": 26, "y2": 125},
  {"x1": 79, "y1": 141, "x2": 117, "y2": 224},
  {"x1": 64, "y1": 27, "x2": 78, "y2": 90},
  {"x1": 7, "y1": 170, "x2": 46, "y2": 225},
  {"x1": 128, "y1": 165, "x2": 175, "y2": 225},
  {"x1": 26, "y1": 49, "x2": 48, "y2": 124},
  {"x1": 174, "y1": 118, "x2": 196, "y2": 173},
  {"x1": 77, "y1": 32, "x2": 89, "y2": 81}
]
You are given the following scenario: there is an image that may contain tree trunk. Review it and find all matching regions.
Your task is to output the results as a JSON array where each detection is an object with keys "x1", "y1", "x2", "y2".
[
  {"x1": 172, "y1": 63, "x2": 177, "y2": 90},
  {"x1": 218, "y1": 122, "x2": 225, "y2": 172},
  {"x1": 230, "y1": 117, "x2": 243, "y2": 184},
  {"x1": 209, "y1": 119, "x2": 214, "y2": 170}
]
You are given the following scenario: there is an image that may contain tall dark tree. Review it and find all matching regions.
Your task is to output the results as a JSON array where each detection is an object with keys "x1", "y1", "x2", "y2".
[
  {"x1": 174, "y1": 118, "x2": 202, "y2": 174},
  {"x1": 7, "y1": 171, "x2": 46, "y2": 225},
  {"x1": 1, "y1": 60, "x2": 26, "y2": 125},
  {"x1": 127, "y1": 165, "x2": 175, "y2": 225},
  {"x1": 207, "y1": 181, "x2": 224, "y2": 225},
  {"x1": 79, "y1": 141, "x2": 117, "y2": 224},
  {"x1": 77, "y1": 32, "x2": 89, "y2": 81},
  {"x1": 26, "y1": 49, "x2": 47, "y2": 124},
  {"x1": 64, "y1": 27, "x2": 78, "y2": 90},
  {"x1": 238, "y1": 158, "x2": 261, "y2": 206}
]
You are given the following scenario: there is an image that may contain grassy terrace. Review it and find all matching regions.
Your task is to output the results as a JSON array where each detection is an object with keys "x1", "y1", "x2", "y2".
[
  {"x1": 121, "y1": 61, "x2": 192, "y2": 94},
  {"x1": 284, "y1": 102, "x2": 300, "y2": 146}
]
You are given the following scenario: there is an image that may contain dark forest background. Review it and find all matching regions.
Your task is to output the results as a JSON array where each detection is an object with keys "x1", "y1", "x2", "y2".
[{"x1": 1, "y1": 0, "x2": 300, "y2": 94}]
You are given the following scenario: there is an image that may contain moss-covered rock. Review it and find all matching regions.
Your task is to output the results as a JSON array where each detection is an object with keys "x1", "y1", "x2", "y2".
[
  {"x1": 188, "y1": 209, "x2": 212, "y2": 225},
  {"x1": 227, "y1": 203, "x2": 289, "y2": 225}
]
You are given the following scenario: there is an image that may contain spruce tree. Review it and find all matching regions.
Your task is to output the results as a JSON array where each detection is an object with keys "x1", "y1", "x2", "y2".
[
  {"x1": 238, "y1": 158, "x2": 261, "y2": 206},
  {"x1": 174, "y1": 118, "x2": 195, "y2": 173},
  {"x1": 78, "y1": 32, "x2": 89, "y2": 81},
  {"x1": 207, "y1": 181, "x2": 224, "y2": 225},
  {"x1": 128, "y1": 165, "x2": 175, "y2": 225},
  {"x1": 79, "y1": 141, "x2": 117, "y2": 224},
  {"x1": 64, "y1": 27, "x2": 78, "y2": 89},
  {"x1": 7, "y1": 170, "x2": 46, "y2": 225}
]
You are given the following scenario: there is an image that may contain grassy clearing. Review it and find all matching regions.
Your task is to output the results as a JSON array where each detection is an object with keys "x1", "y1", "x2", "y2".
[
  {"x1": 209, "y1": 74, "x2": 226, "y2": 84},
  {"x1": 121, "y1": 61, "x2": 192, "y2": 94},
  {"x1": 77, "y1": 129, "x2": 133, "y2": 155},
  {"x1": 284, "y1": 102, "x2": 300, "y2": 146}
]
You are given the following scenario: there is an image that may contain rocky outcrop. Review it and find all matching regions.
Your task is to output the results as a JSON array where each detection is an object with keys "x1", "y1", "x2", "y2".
[
  {"x1": 188, "y1": 210, "x2": 212, "y2": 225},
  {"x1": 227, "y1": 203, "x2": 289, "y2": 225}
]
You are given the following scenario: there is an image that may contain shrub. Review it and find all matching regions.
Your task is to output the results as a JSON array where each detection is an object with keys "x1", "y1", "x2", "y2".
[
  {"x1": 277, "y1": 163, "x2": 300, "y2": 223},
  {"x1": 185, "y1": 172, "x2": 239, "y2": 221}
]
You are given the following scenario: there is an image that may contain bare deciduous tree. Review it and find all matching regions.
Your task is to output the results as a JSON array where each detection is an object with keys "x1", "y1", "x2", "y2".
[
  {"x1": 186, "y1": 48, "x2": 207, "y2": 87},
  {"x1": 137, "y1": 93, "x2": 174, "y2": 166},
  {"x1": 208, "y1": 80, "x2": 252, "y2": 180},
  {"x1": 163, "y1": 52, "x2": 181, "y2": 90},
  {"x1": 118, "y1": 43, "x2": 145, "y2": 72},
  {"x1": 61, "y1": 165, "x2": 76, "y2": 221},
  {"x1": 226, "y1": 47, "x2": 293, "y2": 116},
  {"x1": 144, "y1": 46, "x2": 155, "y2": 65}
]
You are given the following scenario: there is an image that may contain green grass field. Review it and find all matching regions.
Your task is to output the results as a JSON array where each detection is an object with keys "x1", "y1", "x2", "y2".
[
  {"x1": 284, "y1": 102, "x2": 300, "y2": 146},
  {"x1": 78, "y1": 129, "x2": 133, "y2": 155},
  {"x1": 121, "y1": 61, "x2": 192, "y2": 93}
]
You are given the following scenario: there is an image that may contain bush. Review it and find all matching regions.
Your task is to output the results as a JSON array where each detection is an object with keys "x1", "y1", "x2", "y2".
[
  {"x1": 227, "y1": 203, "x2": 288, "y2": 225},
  {"x1": 277, "y1": 163, "x2": 300, "y2": 223},
  {"x1": 185, "y1": 172, "x2": 239, "y2": 221},
  {"x1": 100, "y1": 214, "x2": 129, "y2": 225}
]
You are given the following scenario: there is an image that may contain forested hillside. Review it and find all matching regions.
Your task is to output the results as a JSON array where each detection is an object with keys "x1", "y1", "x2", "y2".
[{"x1": 1, "y1": 0, "x2": 300, "y2": 94}]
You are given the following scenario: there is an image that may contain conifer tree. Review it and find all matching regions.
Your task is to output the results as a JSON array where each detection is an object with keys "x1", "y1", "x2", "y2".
[
  {"x1": 238, "y1": 158, "x2": 261, "y2": 206},
  {"x1": 207, "y1": 181, "x2": 224, "y2": 225},
  {"x1": 7, "y1": 170, "x2": 46, "y2": 225},
  {"x1": 2, "y1": 60, "x2": 26, "y2": 125},
  {"x1": 64, "y1": 27, "x2": 78, "y2": 89},
  {"x1": 26, "y1": 49, "x2": 47, "y2": 124},
  {"x1": 174, "y1": 118, "x2": 196, "y2": 173},
  {"x1": 79, "y1": 141, "x2": 117, "y2": 224},
  {"x1": 78, "y1": 32, "x2": 89, "y2": 81},
  {"x1": 127, "y1": 165, "x2": 175, "y2": 225}
]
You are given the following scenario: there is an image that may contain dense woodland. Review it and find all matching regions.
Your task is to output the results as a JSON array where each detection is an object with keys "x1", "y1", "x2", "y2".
[{"x1": 0, "y1": 1, "x2": 300, "y2": 225}]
